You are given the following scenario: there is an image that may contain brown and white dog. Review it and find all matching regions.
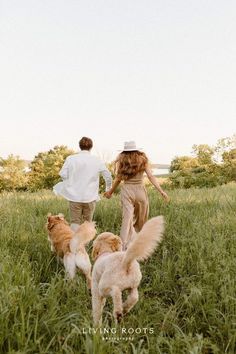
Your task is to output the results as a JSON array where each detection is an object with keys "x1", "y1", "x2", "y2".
[
  {"x1": 46, "y1": 213, "x2": 96, "y2": 287},
  {"x1": 91, "y1": 216, "x2": 164, "y2": 326}
]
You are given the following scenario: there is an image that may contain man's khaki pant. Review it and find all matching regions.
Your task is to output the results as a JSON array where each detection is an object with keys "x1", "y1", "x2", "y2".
[{"x1": 69, "y1": 201, "x2": 96, "y2": 224}]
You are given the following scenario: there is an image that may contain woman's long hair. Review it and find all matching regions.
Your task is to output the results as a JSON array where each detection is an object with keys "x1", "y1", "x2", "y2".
[{"x1": 115, "y1": 151, "x2": 149, "y2": 180}]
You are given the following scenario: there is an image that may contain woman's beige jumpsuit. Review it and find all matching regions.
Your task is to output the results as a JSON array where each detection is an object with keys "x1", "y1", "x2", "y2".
[{"x1": 120, "y1": 172, "x2": 149, "y2": 249}]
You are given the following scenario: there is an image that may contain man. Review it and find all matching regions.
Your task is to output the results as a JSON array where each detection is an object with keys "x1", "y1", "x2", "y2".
[{"x1": 53, "y1": 137, "x2": 112, "y2": 230}]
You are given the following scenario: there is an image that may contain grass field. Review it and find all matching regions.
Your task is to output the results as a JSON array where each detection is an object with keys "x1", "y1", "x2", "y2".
[{"x1": 0, "y1": 183, "x2": 236, "y2": 354}]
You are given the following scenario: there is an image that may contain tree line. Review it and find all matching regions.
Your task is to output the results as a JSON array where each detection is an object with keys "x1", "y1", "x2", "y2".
[
  {"x1": 168, "y1": 135, "x2": 236, "y2": 188},
  {"x1": 0, "y1": 135, "x2": 235, "y2": 192}
]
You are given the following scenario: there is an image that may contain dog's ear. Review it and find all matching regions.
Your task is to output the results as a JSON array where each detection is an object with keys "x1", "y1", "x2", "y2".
[
  {"x1": 56, "y1": 213, "x2": 64, "y2": 220},
  {"x1": 46, "y1": 215, "x2": 53, "y2": 230},
  {"x1": 110, "y1": 235, "x2": 122, "y2": 252},
  {"x1": 92, "y1": 241, "x2": 100, "y2": 261}
]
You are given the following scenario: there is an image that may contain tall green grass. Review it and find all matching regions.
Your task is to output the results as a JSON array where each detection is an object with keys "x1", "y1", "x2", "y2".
[{"x1": 0, "y1": 184, "x2": 235, "y2": 353}]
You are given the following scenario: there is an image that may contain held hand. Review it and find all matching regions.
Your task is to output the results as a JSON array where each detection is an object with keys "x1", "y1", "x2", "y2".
[{"x1": 104, "y1": 191, "x2": 112, "y2": 199}]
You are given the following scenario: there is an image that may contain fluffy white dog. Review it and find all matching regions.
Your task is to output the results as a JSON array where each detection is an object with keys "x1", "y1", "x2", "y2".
[{"x1": 91, "y1": 216, "x2": 164, "y2": 326}]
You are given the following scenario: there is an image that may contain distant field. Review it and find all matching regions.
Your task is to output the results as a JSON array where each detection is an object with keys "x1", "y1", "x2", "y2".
[{"x1": 0, "y1": 184, "x2": 235, "y2": 353}]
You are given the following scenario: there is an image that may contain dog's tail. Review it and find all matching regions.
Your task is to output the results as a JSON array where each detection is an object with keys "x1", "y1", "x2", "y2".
[
  {"x1": 70, "y1": 221, "x2": 96, "y2": 253},
  {"x1": 122, "y1": 216, "x2": 164, "y2": 270}
]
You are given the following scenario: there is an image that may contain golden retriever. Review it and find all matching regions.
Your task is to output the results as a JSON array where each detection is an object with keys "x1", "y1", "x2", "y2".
[
  {"x1": 46, "y1": 213, "x2": 96, "y2": 287},
  {"x1": 91, "y1": 216, "x2": 164, "y2": 326}
]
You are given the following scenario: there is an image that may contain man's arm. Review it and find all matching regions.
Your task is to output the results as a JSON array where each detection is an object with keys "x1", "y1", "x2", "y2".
[
  {"x1": 59, "y1": 158, "x2": 69, "y2": 180},
  {"x1": 99, "y1": 163, "x2": 112, "y2": 191}
]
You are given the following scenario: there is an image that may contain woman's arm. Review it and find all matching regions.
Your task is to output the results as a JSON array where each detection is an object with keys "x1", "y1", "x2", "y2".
[
  {"x1": 104, "y1": 177, "x2": 122, "y2": 199},
  {"x1": 145, "y1": 167, "x2": 169, "y2": 201}
]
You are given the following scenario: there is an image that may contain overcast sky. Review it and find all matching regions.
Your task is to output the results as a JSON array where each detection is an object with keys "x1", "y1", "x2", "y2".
[{"x1": 0, "y1": 0, "x2": 235, "y2": 163}]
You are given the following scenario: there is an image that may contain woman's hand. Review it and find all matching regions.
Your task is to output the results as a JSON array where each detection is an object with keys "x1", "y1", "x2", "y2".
[
  {"x1": 104, "y1": 191, "x2": 113, "y2": 199},
  {"x1": 104, "y1": 177, "x2": 121, "y2": 199},
  {"x1": 145, "y1": 167, "x2": 170, "y2": 202},
  {"x1": 161, "y1": 191, "x2": 170, "y2": 202}
]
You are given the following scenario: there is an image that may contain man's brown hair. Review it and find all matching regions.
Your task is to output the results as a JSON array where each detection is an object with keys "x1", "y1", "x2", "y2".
[{"x1": 79, "y1": 137, "x2": 93, "y2": 151}]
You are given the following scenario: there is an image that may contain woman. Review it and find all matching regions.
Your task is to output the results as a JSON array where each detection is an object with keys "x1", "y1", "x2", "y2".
[{"x1": 104, "y1": 141, "x2": 169, "y2": 249}]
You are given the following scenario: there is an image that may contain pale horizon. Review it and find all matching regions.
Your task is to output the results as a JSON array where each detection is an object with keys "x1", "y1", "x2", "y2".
[{"x1": 1, "y1": 0, "x2": 235, "y2": 164}]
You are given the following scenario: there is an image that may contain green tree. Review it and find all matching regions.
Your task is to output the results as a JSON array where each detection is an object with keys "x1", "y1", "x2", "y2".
[
  {"x1": 222, "y1": 148, "x2": 236, "y2": 182},
  {"x1": 192, "y1": 144, "x2": 214, "y2": 165},
  {"x1": 170, "y1": 156, "x2": 199, "y2": 172},
  {"x1": 0, "y1": 155, "x2": 28, "y2": 191},
  {"x1": 28, "y1": 145, "x2": 75, "y2": 190},
  {"x1": 169, "y1": 138, "x2": 236, "y2": 189},
  {"x1": 215, "y1": 134, "x2": 236, "y2": 162}
]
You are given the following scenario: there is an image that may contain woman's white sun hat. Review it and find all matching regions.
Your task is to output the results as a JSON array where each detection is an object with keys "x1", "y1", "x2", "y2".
[{"x1": 120, "y1": 141, "x2": 142, "y2": 152}]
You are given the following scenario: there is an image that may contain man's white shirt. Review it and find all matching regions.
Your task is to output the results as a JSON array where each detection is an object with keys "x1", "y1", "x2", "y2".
[{"x1": 53, "y1": 151, "x2": 112, "y2": 202}]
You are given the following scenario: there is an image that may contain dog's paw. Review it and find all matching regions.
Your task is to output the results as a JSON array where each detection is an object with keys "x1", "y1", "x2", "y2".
[
  {"x1": 115, "y1": 311, "x2": 123, "y2": 323},
  {"x1": 123, "y1": 306, "x2": 128, "y2": 316},
  {"x1": 86, "y1": 279, "x2": 92, "y2": 290}
]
